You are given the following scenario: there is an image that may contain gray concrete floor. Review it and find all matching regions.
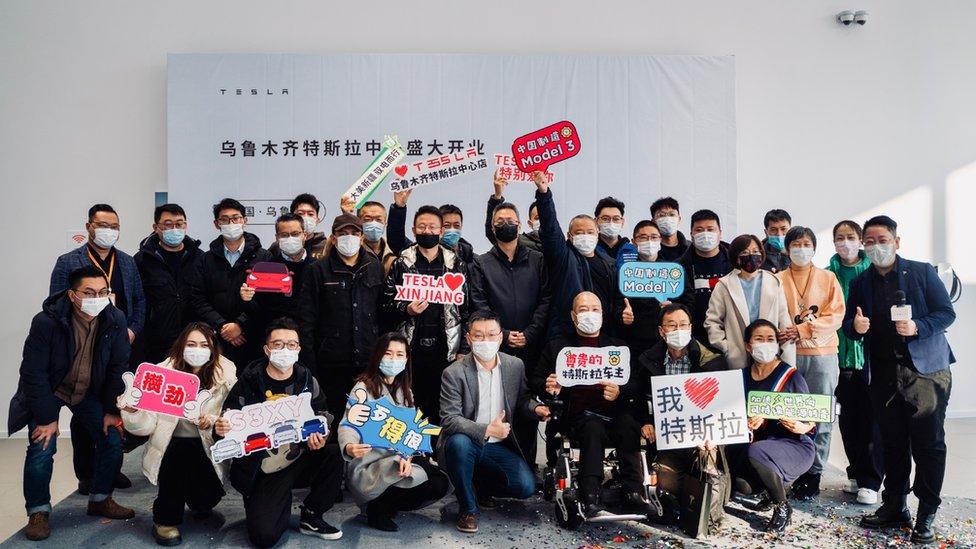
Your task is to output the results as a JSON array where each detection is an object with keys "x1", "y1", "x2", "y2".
[{"x1": 0, "y1": 419, "x2": 974, "y2": 548}]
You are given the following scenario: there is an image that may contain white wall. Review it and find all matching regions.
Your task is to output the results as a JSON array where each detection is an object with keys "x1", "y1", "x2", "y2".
[{"x1": 1, "y1": 0, "x2": 974, "y2": 430}]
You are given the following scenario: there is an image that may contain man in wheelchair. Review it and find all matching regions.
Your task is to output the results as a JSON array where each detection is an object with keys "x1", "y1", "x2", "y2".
[{"x1": 533, "y1": 292, "x2": 645, "y2": 517}]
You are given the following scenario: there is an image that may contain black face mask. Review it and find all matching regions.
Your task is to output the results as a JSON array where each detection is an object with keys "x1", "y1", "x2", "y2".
[
  {"x1": 494, "y1": 222, "x2": 519, "y2": 243},
  {"x1": 415, "y1": 233, "x2": 441, "y2": 250},
  {"x1": 738, "y1": 253, "x2": 763, "y2": 273}
]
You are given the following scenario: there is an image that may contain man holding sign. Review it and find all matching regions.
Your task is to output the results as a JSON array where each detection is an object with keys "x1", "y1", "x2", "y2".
[{"x1": 534, "y1": 292, "x2": 642, "y2": 517}]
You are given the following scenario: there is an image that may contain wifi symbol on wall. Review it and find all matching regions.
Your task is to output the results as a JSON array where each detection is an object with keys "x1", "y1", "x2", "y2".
[{"x1": 72, "y1": 234, "x2": 87, "y2": 245}]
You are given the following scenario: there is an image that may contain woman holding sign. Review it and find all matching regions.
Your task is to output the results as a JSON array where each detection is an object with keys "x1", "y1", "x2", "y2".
[
  {"x1": 728, "y1": 319, "x2": 815, "y2": 533},
  {"x1": 338, "y1": 333, "x2": 450, "y2": 532},
  {"x1": 121, "y1": 323, "x2": 237, "y2": 546}
]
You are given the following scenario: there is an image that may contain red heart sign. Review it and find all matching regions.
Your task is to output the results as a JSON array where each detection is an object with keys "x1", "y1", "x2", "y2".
[
  {"x1": 394, "y1": 165, "x2": 409, "y2": 177},
  {"x1": 442, "y1": 273, "x2": 465, "y2": 291},
  {"x1": 683, "y1": 377, "x2": 720, "y2": 410}
]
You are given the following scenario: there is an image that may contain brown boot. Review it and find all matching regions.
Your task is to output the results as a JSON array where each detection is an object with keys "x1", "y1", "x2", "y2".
[
  {"x1": 25, "y1": 512, "x2": 50, "y2": 541},
  {"x1": 87, "y1": 497, "x2": 135, "y2": 520},
  {"x1": 455, "y1": 513, "x2": 478, "y2": 533}
]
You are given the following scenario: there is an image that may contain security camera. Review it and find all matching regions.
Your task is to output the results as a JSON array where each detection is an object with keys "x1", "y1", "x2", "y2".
[
  {"x1": 854, "y1": 10, "x2": 868, "y2": 25},
  {"x1": 837, "y1": 10, "x2": 855, "y2": 25}
]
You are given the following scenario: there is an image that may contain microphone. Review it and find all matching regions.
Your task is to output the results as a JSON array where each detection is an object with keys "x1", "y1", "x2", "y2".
[{"x1": 890, "y1": 289, "x2": 912, "y2": 341}]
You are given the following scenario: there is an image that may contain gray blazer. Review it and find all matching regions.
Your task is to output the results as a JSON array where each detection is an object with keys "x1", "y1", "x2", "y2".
[{"x1": 437, "y1": 352, "x2": 540, "y2": 464}]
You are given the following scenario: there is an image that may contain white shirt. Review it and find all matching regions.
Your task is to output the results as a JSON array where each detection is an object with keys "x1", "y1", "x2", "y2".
[{"x1": 474, "y1": 357, "x2": 505, "y2": 443}]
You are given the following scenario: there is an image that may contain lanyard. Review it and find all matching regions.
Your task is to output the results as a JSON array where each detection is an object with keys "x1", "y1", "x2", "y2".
[{"x1": 87, "y1": 248, "x2": 116, "y2": 282}]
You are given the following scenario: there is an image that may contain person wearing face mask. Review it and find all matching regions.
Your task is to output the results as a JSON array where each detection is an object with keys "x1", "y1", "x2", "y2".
[
  {"x1": 726, "y1": 319, "x2": 816, "y2": 534},
  {"x1": 760, "y1": 209, "x2": 792, "y2": 274},
  {"x1": 469, "y1": 200, "x2": 551, "y2": 472},
  {"x1": 297, "y1": 213, "x2": 383, "y2": 431},
  {"x1": 616, "y1": 220, "x2": 695, "y2": 356},
  {"x1": 353, "y1": 200, "x2": 398, "y2": 275},
  {"x1": 440, "y1": 310, "x2": 549, "y2": 534},
  {"x1": 594, "y1": 196, "x2": 630, "y2": 261},
  {"x1": 531, "y1": 171, "x2": 618, "y2": 338},
  {"x1": 650, "y1": 197, "x2": 689, "y2": 262},
  {"x1": 704, "y1": 234, "x2": 795, "y2": 370},
  {"x1": 677, "y1": 209, "x2": 732, "y2": 342},
  {"x1": 824, "y1": 220, "x2": 883, "y2": 505},
  {"x1": 49, "y1": 204, "x2": 145, "y2": 496},
  {"x1": 338, "y1": 333, "x2": 450, "y2": 532},
  {"x1": 842, "y1": 216, "x2": 956, "y2": 544},
  {"x1": 188, "y1": 198, "x2": 270, "y2": 368},
  {"x1": 135, "y1": 204, "x2": 204, "y2": 364},
  {"x1": 11, "y1": 266, "x2": 134, "y2": 541},
  {"x1": 120, "y1": 323, "x2": 236, "y2": 546},
  {"x1": 240, "y1": 213, "x2": 314, "y2": 331},
  {"x1": 630, "y1": 304, "x2": 728, "y2": 496},
  {"x1": 484, "y1": 169, "x2": 543, "y2": 253},
  {"x1": 533, "y1": 292, "x2": 642, "y2": 517},
  {"x1": 267, "y1": 193, "x2": 328, "y2": 260},
  {"x1": 384, "y1": 205, "x2": 469, "y2": 426},
  {"x1": 773, "y1": 226, "x2": 845, "y2": 501},
  {"x1": 386, "y1": 190, "x2": 475, "y2": 264},
  {"x1": 214, "y1": 318, "x2": 343, "y2": 546}
]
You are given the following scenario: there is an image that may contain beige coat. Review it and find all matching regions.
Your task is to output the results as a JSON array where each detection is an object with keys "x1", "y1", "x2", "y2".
[
  {"x1": 122, "y1": 356, "x2": 237, "y2": 485},
  {"x1": 705, "y1": 269, "x2": 796, "y2": 369}
]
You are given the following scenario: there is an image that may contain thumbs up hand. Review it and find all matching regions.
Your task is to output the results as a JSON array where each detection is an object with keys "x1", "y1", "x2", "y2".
[
  {"x1": 346, "y1": 388, "x2": 370, "y2": 426},
  {"x1": 486, "y1": 410, "x2": 511, "y2": 440},
  {"x1": 854, "y1": 306, "x2": 871, "y2": 335},
  {"x1": 621, "y1": 298, "x2": 634, "y2": 325}
]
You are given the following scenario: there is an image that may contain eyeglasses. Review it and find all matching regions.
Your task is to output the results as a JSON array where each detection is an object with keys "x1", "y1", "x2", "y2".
[
  {"x1": 76, "y1": 289, "x2": 112, "y2": 299},
  {"x1": 158, "y1": 221, "x2": 187, "y2": 230},
  {"x1": 414, "y1": 224, "x2": 441, "y2": 232},
  {"x1": 268, "y1": 340, "x2": 300, "y2": 351},
  {"x1": 661, "y1": 322, "x2": 692, "y2": 331},
  {"x1": 217, "y1": 215, "x2": 245, "y2": 225},
  {"x1": 91, "y1": 222, "x2": 120, "y2": 230},
  {"x1": 469, "y1": 332, "x2": 502, "y2": 342},
  {"x1": 598, "y1": 215, "x2": 624, "y2": 224}
]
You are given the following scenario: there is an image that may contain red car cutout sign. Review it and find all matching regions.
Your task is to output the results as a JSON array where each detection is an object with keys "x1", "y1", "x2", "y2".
[{"x1": 246, "y1": 262, "x2": 294, "y2": 296}]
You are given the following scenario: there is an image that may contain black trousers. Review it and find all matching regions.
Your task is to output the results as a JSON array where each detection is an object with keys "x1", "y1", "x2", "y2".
[
  {"x1": 571, "y1": 411, "x2": 642, "y2": 499},
  {"x1": 836, "y1": 369, "x2": 884, "y2": 491},
  {"x1": 411, "y1": 346, "x2": 450, "y2": 425},
  {"x1": 154, "y1": 437, "x2": 225, "y2": 526},
  {"x1": 317, "y1": 363, "x2": 361, "y2": 433},
  {"x1": 367, "y1": 457, "x2": 451, "y2": 518},
  {"x1": 244, "y1": 444, "x2": 343, "y2": 548},
  {"x1": 871, "y1": 359, "x2": 951, "y2": 511}
]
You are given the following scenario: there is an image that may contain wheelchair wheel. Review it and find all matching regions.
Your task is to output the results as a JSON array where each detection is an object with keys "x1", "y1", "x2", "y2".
[
  {"x1": 542, "y1": 467, "x2": 556, "y2": 501},
  {"x1": 554, "y1": 493, "x2": 584, "y2": 530}
]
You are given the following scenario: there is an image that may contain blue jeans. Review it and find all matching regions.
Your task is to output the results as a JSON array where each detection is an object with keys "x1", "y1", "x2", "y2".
[
  {"x1": 24, "y1": 395, "x2": 123, "y2": 514},
  {"x1": 444, "y1": 433, "x2": 535, "y2": 515}
]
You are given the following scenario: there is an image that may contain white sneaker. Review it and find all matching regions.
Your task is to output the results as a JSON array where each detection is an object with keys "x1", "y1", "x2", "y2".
[
  {"x1": 856, "y1": 488, "x2": 878, "y2": 505},
  {"x1": 843, "y1": 479, "x2": 858, "y2": 494}
]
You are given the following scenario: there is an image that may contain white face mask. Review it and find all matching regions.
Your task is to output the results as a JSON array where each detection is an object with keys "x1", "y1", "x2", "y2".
[
  {"x1": 278, "y1": 236, "x2": 304, "y2": 256},
  {"x1": 655, "y1": 216, "x2": 679, "y2": 237},
  {"x1": 268, "y1": 349, "x2": 299, "y2": 371},
  {"x1": 750, "y1": 342, "x2": 780, "y2": 363},
  {"x1": 79, "y1": 296, "x2": 110, "y2": 317},
  {"x1": 789, "y1": 247, "x2": 816, "y2": 267},
  {"x1": 693, "y1": 231, "x2": 719, "y2": 252},
  {"x1": 301, "y1": 215, "x2": 318, "y2": 234},
  {"x1": 220, "y1": 223, "x2": 244, "y2": 241},
  {"x1": 528, "y1": 219, "x2": 541, "y2": 232},
  {"x1": 471, "y1": 340, "x2": 501, "y2": 363},
  {"x1": 835, "y1": 240, "x2": 860, "y2": 261},
  {"x1": 572, "y1": 234, "x2": 598, "y2": 255},
  {"x1": 575, "y1": 311, "x2": 603, "y2": 335},
  {"x1": 665, "y1": 329, "x2": 692, "y2": 350},
  {"x1": 183, "y1": 346, "x2": 211, "y2": 368},
  {"x1": 598, "y1": 222, "x2": 623, "y2": 239},
  {"x1": 363, "y1": 221, "x2": 385, "y2": 242},
  {"x1": 92, "y1": 228, "x2": 119, "y2": 249},
  {"x1": 336, "y1": 234, "x2": 361, "y2": 257},
  {"x1": 865, "y1": 243, "x2": 896, "y2": 268},
  {"x1": 637, "y1": 240, "x2": 661, "y2": 259}
]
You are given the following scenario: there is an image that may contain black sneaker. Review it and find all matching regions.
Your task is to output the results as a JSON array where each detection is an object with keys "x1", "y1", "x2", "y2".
[{"x1": 299, "y1": 507, "x2": 342, "y2": 540}]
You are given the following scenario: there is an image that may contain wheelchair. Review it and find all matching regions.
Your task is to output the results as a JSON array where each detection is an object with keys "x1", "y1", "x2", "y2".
[{"x1": 540, "y1": 397, "x2": 678, "y2": 530}]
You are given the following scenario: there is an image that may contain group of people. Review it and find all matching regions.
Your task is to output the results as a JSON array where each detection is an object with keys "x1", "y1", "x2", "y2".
[{"x1": 12, "y1": 168, "x2": 956, "y2": 546}]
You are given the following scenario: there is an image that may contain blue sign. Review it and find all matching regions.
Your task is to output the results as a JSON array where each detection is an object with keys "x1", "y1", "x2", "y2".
[
  {"x1": 340, "y1": 394, "x2": 441, "y2": 456},
  {"x1": 619, "y1": 261, "x2": 685, "y2": 299}
]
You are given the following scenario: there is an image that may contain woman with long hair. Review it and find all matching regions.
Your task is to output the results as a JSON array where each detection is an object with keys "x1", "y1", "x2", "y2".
[
  {"x1": 122, "y1": 322, "x2": 238, "y2": 546},
  {"x1": 338, "y1": 332, "x2": 450, "y2": 532}
]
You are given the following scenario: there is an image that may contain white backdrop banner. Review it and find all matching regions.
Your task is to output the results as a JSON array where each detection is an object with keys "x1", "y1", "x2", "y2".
[{"x1": 168, "y1": 54, "x2": 736, "y2": 249}]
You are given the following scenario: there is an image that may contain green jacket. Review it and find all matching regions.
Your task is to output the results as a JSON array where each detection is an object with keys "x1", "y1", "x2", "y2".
[{"x1": 826, "y1": 252, "x2": 871, "y2": 369}]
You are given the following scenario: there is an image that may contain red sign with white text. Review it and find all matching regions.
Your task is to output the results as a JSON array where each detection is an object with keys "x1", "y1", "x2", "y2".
[{"x1": 511, "y1": 121, "x2": 580, "y2": 173}]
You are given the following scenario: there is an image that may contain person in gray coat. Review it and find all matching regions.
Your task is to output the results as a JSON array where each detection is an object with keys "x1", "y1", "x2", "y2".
[
  {"x1": 438, "y1": 310, "x2": 552, "y2": 534},
  {"x1": 338, "y1": 333, "x2": 450, "y2": 532}
]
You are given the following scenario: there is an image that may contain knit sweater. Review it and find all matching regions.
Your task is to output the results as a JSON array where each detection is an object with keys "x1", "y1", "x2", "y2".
[{"x1": 776, "y1": 264, "x2": 846, "y2": 356}]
